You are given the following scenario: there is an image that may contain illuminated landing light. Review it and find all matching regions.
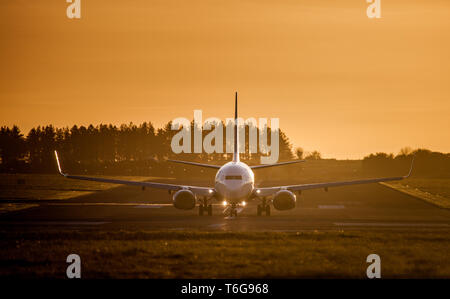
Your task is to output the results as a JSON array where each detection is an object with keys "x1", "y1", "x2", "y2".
[
  {"x1": 256, "y1": 190, "x2": 261, "y2": 194},
  {"x1": 242, "y1": 201, "x2": 246, "y2": 206},
  {"x1": 222, "y1": 200, "x2": 228, "y2": 206},
  {"x1": 208, "y1": 189, "x2": 214, "y2": 194}
]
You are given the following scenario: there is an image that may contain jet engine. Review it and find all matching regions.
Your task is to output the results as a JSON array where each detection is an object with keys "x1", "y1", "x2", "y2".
[
  {"x1": 173, "y1": 189, "x2": 196, "y2": 210},
  {"x1": 272, "y1": 190, "x2": 296, "y2": 210}
]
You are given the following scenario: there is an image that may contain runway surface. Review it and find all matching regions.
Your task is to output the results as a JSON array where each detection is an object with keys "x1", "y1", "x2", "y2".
[{"x1": 1, "y1": 183, "x2": 450, "y2": 232}]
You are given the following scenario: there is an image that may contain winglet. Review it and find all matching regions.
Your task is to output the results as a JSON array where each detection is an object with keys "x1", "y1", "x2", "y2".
[
  {"x1": 404, "y1": 155, "x2": 415, "y2": 178},
  {"x1": 54, "y1": 150, "x2": 66, "y2": 176}
]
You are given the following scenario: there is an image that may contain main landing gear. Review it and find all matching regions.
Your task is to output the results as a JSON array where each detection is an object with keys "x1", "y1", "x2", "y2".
[
  {"x1": 199, "y1": 198, "x2": 212, "y2": 216},
  {"x1": 257, "y1": 198, "x2": 271, "y2": 216}
]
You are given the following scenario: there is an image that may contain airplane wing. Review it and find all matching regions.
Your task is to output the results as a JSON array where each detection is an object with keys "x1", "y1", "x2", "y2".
[
  {"x1": 167, "y1": 159, "x2": 221, "y2": 169},
  {"x1": 255, "y1": 157, "x2": 415, "y2": 197},
  {"x1": 54, "y1": 151, "x2": 214, "y2": 197},
  {"x1": 249, "y1": 160, "x2": 305, "y2": 169}
]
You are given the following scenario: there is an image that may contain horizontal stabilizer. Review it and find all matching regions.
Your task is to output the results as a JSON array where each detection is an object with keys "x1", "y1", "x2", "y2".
[
  {"x1": 167, "y1": 159, "x2": 222, "y2": 169},
  {"x1": 250, "y1": 160, "x2": 305, "y2": 169}
]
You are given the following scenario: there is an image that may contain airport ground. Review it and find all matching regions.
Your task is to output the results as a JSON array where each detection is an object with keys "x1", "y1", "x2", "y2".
[{"x1": 0, "y1": 174, "x2": 449, "y2": 278}]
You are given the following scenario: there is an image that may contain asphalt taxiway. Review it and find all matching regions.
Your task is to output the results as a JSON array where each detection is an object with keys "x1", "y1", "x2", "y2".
[{"x1": 1, "y1": 182, "x2": 449, "y2": 232}]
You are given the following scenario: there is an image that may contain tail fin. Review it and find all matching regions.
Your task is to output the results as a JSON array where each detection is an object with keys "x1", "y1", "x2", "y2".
[{"x1": 233, "y1": 91, "x2": 239, "y2": 162}]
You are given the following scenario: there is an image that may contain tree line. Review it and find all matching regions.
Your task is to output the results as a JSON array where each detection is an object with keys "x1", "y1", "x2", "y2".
[
  {"x1": 0, "y1": 124, "x2": 448, "y2": 178},
  {"x1": 0, "y1": 123, "x2": 297, "y2": 175},
  {"x1": 361, "y1": 148, "x2": 450, "y2": 178}
]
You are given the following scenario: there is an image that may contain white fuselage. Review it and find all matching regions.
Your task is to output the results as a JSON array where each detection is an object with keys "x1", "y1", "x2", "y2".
[{"x1": 214, "y1": 161, "x2": 255, "y2": 203}]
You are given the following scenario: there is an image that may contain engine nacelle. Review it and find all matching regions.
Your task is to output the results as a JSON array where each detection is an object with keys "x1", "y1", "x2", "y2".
[
  {"x1": 272, "y1": 190, "x2": 296, "y2": 210},
  {"x1": 173, "y1": 189, "x2": 196, "y2": 210}
]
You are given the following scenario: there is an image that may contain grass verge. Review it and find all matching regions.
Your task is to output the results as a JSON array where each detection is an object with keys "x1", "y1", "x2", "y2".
[
  {"x1": 0, "y1": 230, "x2": 449, "y2": 278},
  {"x1": 0, "y1": 174, "x2": 173, "y2": 201},
  {"x1": 380, "y1": 179, "x2": 450, "y2": 209}
]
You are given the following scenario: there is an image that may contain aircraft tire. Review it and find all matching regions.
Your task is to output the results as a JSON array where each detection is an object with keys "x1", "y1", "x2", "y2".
[
  {"x1": 257, "y1": 205, "x2": 262, "y2": 216},
  {"x1": 207, "y1": 204, "x2": 212, "y2": 216}
]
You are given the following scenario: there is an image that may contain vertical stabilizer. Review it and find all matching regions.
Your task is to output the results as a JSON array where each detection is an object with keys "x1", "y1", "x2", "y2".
[{"x1": 233, "y1": 92, "x2": 239, "y2": 162}]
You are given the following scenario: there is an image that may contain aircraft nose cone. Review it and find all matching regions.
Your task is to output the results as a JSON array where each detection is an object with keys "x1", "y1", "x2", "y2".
[{"x1": 223, "y1": 182, "x2": 252, "y2": 200}]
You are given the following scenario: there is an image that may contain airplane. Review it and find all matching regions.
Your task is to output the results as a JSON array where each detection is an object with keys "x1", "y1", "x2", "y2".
[{"x1": 54, "y1": 92, "x2": 415, "y2": 217}]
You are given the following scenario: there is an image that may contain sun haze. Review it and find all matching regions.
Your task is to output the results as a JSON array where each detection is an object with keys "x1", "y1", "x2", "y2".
[{"x1": 1, "y1": 0, "x2": 449, "y2": 159}]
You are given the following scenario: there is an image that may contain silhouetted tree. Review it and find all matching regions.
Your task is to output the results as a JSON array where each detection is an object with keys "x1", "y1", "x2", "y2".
[
  {"x1": 295, "y1": 147, "x2": 304, "y2": 160},
  {"x1": 0, "y1": 126, "x2": 26, "y2": 171},
  {"x1": 305, "y1": 150, "x2": 322, "y2": 160}
]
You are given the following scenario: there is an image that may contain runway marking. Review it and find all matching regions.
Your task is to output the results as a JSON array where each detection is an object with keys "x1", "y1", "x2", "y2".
[
  {"x1": 208, "y1": 223, "x2": 226, "y2": 229},
  {"x1": 134, "y1": 204, "x2": 165, "y2": 208},
  {"x1": 42, "y1": 203, "x2": 172, "y2": 207},
  {"x1": 2, "y1": 221, "x2": 109, "y2": 226},
  {"x1": 318, "y1": 205, "x2": 345, "y2": 209},
  {"x1": 334, "y1": 222, "x2": 449, "y2": 227}
]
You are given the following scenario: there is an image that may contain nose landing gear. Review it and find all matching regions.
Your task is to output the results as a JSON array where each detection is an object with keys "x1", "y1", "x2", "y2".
[
  {"x1": 230, "y1": 204, "x2": 238, "y2": 217},
  {"x1": 223, "y1": 203, "x2": 239, "y2": 217}
]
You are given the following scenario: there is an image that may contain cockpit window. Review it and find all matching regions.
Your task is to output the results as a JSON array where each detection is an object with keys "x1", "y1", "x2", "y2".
[{"x1": 225, "y1": 175, "x2": 242, "y2": 180}]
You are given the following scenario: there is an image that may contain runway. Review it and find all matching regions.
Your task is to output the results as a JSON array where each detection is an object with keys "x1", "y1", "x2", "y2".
[{"x1": 1, "y1": 183, "x2": 450, "y2": 232}]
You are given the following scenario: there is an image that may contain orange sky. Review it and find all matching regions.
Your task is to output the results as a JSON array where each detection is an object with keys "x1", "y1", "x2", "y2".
[{"x1": 1, "y1": 0, "x2": 449, "y2": 159}]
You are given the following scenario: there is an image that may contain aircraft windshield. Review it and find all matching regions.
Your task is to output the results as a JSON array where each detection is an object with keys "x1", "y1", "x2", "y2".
[{"x1": 225, "y1": 175, "x2": 242, "y2": 180}]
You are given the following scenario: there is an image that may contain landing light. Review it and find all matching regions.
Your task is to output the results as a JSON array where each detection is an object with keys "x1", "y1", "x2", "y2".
[
  {"x1": 242, "y1": 201, "x2": 246, "y2": 206},
  {"x1": 222, "y1": 200, "x2": 228, "y2": 206}
]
